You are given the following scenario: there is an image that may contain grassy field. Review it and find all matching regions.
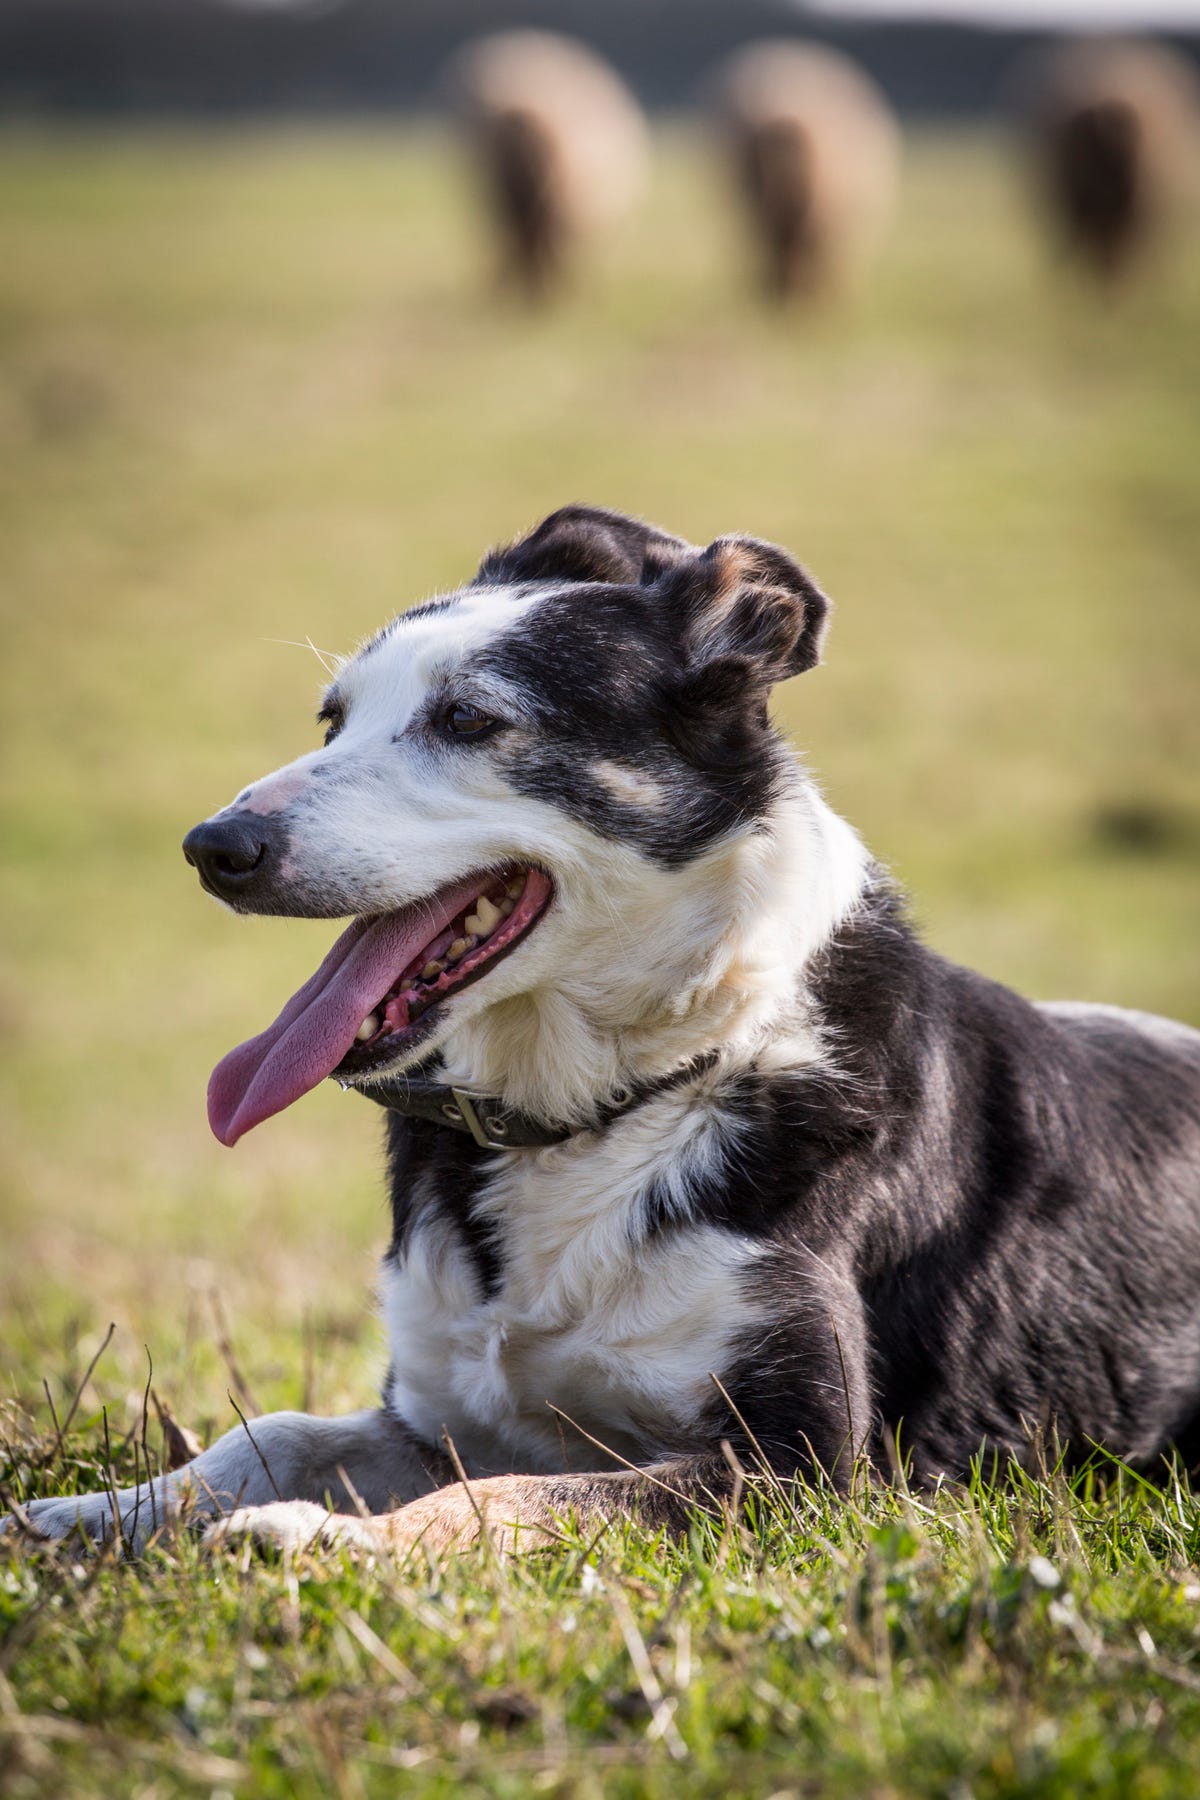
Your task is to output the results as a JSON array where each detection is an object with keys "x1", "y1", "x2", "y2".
[{"x1": 1, "y1": 124, "x2": 1199, "y2": 1796}]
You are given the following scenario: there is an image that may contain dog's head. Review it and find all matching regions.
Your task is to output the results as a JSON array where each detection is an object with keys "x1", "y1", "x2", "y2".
[{"x1": 185, "y1": 506, "x2": 848, "y2": 1144}]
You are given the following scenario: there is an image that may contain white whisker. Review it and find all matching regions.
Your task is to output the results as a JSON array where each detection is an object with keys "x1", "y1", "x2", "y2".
[{"x1": 260, "y1": 636, "x2": 341, "y2": 676}]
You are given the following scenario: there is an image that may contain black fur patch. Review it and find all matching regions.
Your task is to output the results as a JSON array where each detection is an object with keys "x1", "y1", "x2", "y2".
[
  {"x1": 476, "y1": 584, "x2": 786, "y2": 867},
  {"x1": 460, "y1": 507, "x2": 832, "y2": 868},
  {"x1": 384, "y1": 1109, "x2": 506, "y2": 1300},
  {"x1": 706, "y1": 885, "x2": 1200, "y2": 1485},
  {"x1": 475, "y1": 503, "x2": 691, "y2": 590}
]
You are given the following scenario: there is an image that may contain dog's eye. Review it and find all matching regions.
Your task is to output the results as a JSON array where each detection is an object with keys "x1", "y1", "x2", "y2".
[
  {"x1": 319, "y1": 704, "x2": 344, "y2": 746},
  {"x1": 442, "y1": 702, "x2": 495, "y2": 739}
]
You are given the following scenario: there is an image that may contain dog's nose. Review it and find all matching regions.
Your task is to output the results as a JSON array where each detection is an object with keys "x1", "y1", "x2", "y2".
[{"x1": 182, "y1": 816, "x2": 270, "y2": 899}]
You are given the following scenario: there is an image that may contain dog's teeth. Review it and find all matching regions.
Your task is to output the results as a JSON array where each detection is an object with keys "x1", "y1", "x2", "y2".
[
  {"x1": 356, "y1": 1013, "x2": 379, "y2": 1041},
  {"x1": 505, "y1": 877, "x2": 526, "y2": 900},
  {"x1": 447, "y1": 937, "x2": 469, "y2": 961},
  {"x1": 499, "y1": 897, "x2": 515, "y2": 917},
  {"x1": 465, "y1": 895, "x2": 502, "y2": 939},
  {"x1": 421, "y1": 959, "x2": 444, "y2": 981}
]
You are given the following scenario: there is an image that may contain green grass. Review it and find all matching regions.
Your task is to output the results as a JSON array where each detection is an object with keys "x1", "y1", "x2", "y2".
[
  {"x1": 1, "y1": 124, "x2": 1199, "y2": 1796},
  {"x1": 6, "y1": 1441, "x2": 1200, "y2": 1799}
]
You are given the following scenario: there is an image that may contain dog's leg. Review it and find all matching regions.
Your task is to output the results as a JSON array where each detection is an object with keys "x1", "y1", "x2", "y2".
[{"x1": 2, "y1": 1408, "x2": 452, "y2": 1553}]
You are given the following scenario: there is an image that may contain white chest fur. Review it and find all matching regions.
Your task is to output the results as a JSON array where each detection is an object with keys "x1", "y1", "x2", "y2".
[{"x1": 381, "y1": 1092, "x2": 768, "y2": 1475}]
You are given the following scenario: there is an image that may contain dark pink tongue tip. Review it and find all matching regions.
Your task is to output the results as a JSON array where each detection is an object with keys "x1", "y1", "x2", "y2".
[
  {"x1": 206, "y1": 1072, "x2": 246, "y2": 1148},
  {"x1": 207, "y1": 1047, "x2": 275, "y2": 1147},
  {"x1": 208, "y1": 1101, "x2": 233, "y2": 1147}
]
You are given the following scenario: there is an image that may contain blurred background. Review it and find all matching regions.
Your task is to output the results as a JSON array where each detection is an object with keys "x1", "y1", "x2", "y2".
[{"x1": 2, "y1": 0, "x2": 1198, "y2": 1431}]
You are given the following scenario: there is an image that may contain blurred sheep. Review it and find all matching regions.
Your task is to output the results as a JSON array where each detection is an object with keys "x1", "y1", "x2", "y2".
[
  {"x1": 712, "y1": 40, "x2": 900, "y2": 303},
  {"x1": 1020, "y1": 39, "x2": 1200, "y2": 284},
  {"x1": 444, "y1": 31, "x2": 648, "y2": 302}
]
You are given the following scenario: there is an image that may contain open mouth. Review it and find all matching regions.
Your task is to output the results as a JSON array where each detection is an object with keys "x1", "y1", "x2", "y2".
[
  {"x1": 207, "y1": 865, "x2": 552, "y2": 1146},
  {"x1": 337, "y1": 868, "x2": 550, "y2": 1077}
]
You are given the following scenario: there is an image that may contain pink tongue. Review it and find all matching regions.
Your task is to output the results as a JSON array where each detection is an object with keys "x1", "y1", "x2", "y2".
[{"x1": 207, "y1": 877, "x2": 482, "y2": 1146}]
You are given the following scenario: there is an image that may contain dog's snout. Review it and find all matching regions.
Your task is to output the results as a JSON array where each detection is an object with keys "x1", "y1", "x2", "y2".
[{"x1": 183, "y1": 817, "x2": 271, "y2": 899}]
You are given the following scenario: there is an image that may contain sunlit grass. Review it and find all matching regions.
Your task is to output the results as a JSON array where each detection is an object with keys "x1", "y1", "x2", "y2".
[{"x1": 5, "y1": 1411, "x2": 1200, "y2": 1798}]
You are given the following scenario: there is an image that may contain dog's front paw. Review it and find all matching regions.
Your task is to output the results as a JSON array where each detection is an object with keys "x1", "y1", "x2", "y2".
[
  {"x1": 1, "y1": 1490, "x2": 116, "y2": 1550},
  {"x1": 0, "y1": 1511, "x2": 31, "y2": 1547},
  {"x1": 203, "y1": 1501, "x2": 379, "y2": 1559}
]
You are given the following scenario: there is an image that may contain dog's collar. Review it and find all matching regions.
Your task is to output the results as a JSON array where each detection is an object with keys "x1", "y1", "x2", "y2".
[{"x1": 358, "y1": 1050, "x2": 722, "y2": 1150}]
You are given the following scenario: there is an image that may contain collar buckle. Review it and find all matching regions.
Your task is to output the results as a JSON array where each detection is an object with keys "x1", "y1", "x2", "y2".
[{"x1": 447, "y1": 1088, "x2": 514, "y2": 1149}]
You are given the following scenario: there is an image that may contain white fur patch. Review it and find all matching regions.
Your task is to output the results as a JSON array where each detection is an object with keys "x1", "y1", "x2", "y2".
[
  {"x1": 431, "y1": 780, "x2": 867, "y2": 1123},
  {"x1": 383, "y1": 1096, "x2": 768, "y2": 1473}
]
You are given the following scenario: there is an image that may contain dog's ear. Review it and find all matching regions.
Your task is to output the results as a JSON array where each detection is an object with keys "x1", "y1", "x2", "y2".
[
  {"x1": 659, "y1": 538, "x2": 830, "y2": 771},
  {"x1": 474, "y1": 505, "x2": 692, "y2": 590},
  {"x1": 665, "y1": 534, "x2": 830, "y2": 685}
]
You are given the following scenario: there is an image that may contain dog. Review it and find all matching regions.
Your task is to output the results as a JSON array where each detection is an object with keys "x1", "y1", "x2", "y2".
[{"x1": 7, "y1": 504, "x2": 1200, "y2": 1558}]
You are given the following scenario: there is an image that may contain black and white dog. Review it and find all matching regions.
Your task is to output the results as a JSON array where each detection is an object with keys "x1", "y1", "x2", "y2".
[{"x1": 9, "y1": 505, "x2": 1200, "y2": 1556}]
